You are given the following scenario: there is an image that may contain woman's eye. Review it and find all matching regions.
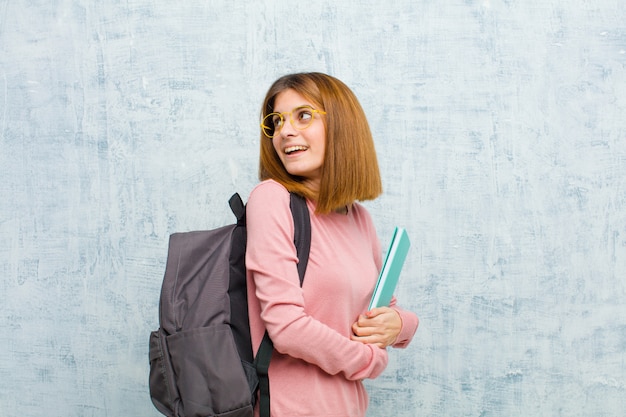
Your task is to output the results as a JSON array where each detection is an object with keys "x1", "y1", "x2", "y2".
[
  {"x1": 271, "y1": 115, "x2": 283, "y2": 127},
  {"x1": 296, "y1": 109, "x2": 313, "y2": 122}
]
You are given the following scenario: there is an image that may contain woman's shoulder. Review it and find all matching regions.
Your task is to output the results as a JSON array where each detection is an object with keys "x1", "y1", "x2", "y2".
[
  {"x1": 350, "y1": 201, "x2": 372, "y2": 219},
  {"x1": 249, "y1": 179, "x2": 288, "y2": 195},
  {"x1": 349, "y1": 201, "x2": 378, "y2": 231},
  {"x1": 248, "y1": 179, "x2": 290, "y2": 207}
]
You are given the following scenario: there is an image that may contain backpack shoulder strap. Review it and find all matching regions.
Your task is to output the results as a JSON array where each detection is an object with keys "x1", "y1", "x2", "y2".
[
  {"x1": 256, "y1": 192, "x2": 311, "y2": 417},
  {"x1": 290, "y1": 192, "x2": 311, "y2": 284},
  {"x1": 229, "y1": 192, "x2": 246, "y2": 224}
]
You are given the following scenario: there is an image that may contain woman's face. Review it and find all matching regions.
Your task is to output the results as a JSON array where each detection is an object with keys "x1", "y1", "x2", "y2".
[{"x1": 271, "y1": 89, "x2": 326, "y2": 192}]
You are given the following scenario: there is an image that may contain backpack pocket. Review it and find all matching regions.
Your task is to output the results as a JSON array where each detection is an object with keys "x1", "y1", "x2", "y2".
[
  {"x1": 167, "y1": 324, "x2": 254, "y2": 417},
  {"x1": 149, "y1": 329, "x2": 181, "y2": 416}
]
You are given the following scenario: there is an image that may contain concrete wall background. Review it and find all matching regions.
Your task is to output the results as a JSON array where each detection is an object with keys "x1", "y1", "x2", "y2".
[{"x1": 1, "y1": 1, "x2": 625, "y2": 416}]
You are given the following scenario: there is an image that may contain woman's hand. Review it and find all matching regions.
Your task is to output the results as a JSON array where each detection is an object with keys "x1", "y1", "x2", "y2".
[{"x1": 351, "y1": 307, "x2": 402, "y2": 348}]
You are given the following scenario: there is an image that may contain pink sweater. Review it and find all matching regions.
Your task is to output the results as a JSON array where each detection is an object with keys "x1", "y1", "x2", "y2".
[{"x1": 246, "y1": 180, "x2": 418, "y2": 417}]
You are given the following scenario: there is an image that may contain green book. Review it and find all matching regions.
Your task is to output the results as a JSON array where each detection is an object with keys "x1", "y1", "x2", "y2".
[{"x1": 368, "y1": 227, "x2": 411, "y2": 310}]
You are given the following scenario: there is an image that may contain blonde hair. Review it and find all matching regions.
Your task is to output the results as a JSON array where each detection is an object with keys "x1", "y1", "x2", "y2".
[{"x1": 258, "y1": 72, "x2": 382, "y2": 214}]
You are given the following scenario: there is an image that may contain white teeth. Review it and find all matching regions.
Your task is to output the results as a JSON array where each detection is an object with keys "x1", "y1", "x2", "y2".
[{"x1": 285, "y1": 146, "x2": 308, "y2": 154}]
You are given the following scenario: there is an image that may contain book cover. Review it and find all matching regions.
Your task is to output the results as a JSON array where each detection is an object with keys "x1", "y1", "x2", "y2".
[{"x1": 368, "y1": 227, "x2": 411, "y2": 310}]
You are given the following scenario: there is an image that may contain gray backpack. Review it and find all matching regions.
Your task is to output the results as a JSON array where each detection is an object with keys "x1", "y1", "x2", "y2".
[{"x1": 149, "y1": 192, "x2": 310, "y2": 417}]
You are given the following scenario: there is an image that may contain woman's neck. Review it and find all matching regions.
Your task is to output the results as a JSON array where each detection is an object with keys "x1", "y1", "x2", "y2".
[{"x1": 333, "y1": 204, "x2": 351, "y2": 215}]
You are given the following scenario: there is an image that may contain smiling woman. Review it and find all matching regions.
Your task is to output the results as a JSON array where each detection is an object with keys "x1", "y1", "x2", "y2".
[
  {"x1": 246, "y1": 72, "x2": 419, "y2": 417},
  {"x1": 257, "y1": 72, "x2": 383, "y2": 214},
  {"x1": 267, "y1": 90, "x2": 328, "y2": 193}
]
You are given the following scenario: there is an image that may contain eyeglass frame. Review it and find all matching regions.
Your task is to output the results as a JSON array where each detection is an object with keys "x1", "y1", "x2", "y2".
[{"x1": 260, "y1": 105, "x2": 327, "y2": 139}]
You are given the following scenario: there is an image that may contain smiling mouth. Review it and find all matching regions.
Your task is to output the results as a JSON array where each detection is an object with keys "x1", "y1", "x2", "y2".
[{"x1": 284, "y1": 145, "x2": 308, "y2": 155}]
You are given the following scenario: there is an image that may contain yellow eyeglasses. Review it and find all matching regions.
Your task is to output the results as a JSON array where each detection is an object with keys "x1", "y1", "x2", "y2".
[{"x1": 261, "y1": 106, "x2": 326, "y2": 139}]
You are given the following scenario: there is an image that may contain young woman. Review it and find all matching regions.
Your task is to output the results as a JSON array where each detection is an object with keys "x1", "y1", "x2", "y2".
[{"x1": 246, "y1": 72, "x2": 419, "y2": 417}]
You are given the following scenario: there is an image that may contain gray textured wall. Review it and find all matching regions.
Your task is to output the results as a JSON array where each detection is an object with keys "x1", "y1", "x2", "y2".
[{"x1": 1, "y1": 1, "x2": 625, "y2": 416}]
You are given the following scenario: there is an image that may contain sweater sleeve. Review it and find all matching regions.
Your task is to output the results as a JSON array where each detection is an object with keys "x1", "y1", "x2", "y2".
[
  {"x1": 246, "y1": 181, "x2": 388, "y2": 380},
  {"x1": 389, "y1": 297, "x2": 419, "y2": 348}
]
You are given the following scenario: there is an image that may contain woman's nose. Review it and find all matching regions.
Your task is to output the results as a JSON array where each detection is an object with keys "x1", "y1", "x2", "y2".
[{"x1": 279, "y1": 115, "x2": 298, "y2": 136}]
